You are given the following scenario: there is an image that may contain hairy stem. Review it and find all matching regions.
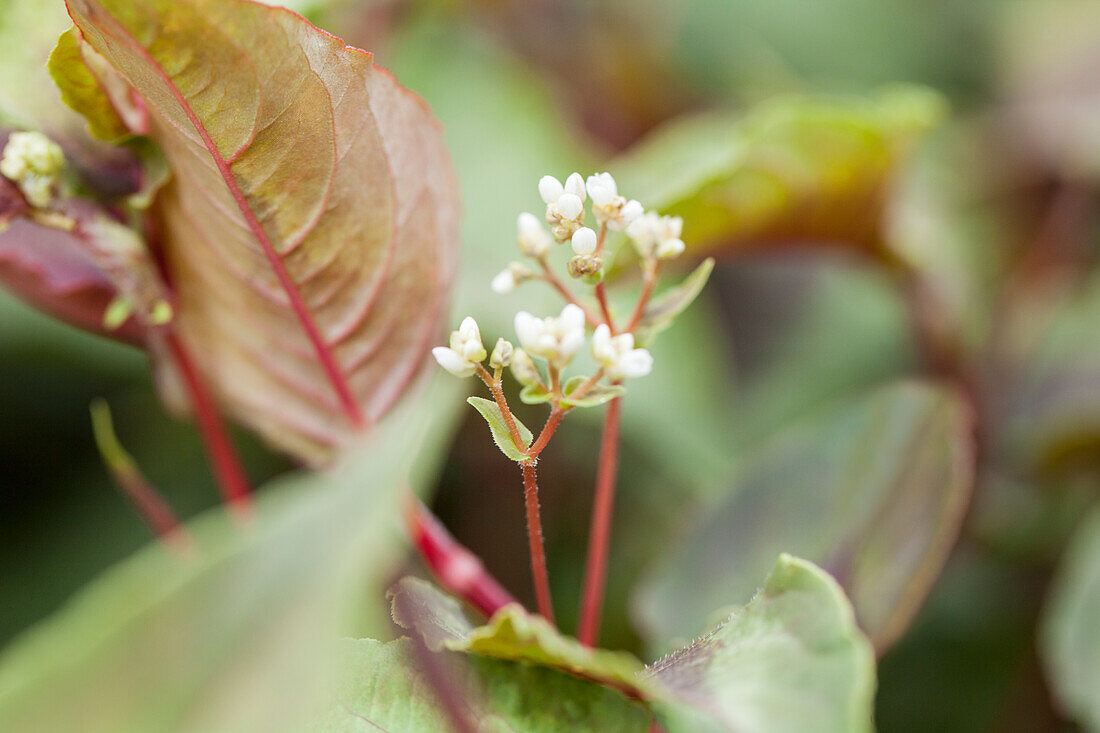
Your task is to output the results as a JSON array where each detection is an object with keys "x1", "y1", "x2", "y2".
[
  {"x1": 625, "y1": 260, "x2": 661, "y2": 333},
  {"x1": 477, "y1": 364, "x2": 526, "y2": 452},
  {"x1": 522, "y1": 461, "x2": 555, "y2": 623},
  {"x1": 166, "y1": 332, "x2": 253, "y2": 517},
  {"x1": 577, "y1": 394, "x2": 622, "y2": 646},
  {"x1": 539, "y1": 261, "x2": 601, "y2": 327},
  {"x1": 526, "y1": 408, "x2": 564, "y2": 460},
  {"x1": 404, "y1": 495, "x2": 518, "y2": 618}
]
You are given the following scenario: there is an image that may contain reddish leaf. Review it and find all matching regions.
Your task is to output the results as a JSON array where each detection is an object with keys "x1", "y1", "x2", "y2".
[{"x1": 65, "y1": 0, "x2": 460, "y2": 464}]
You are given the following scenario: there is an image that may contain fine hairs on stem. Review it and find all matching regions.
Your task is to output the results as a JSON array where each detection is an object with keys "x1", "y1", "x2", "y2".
[{"x1": 433, "y1": 170, "x2": 703, "y2": 639}]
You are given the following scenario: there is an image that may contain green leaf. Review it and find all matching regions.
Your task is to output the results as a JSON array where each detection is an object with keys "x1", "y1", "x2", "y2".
[
  {"x1": 634, "y1": 257, "x2": 714, "y2": 347},
  {"x1": 1041, "y1": 506, "x2": 1100, "y2": 732},
  {"x1": 390, "y1": 577, "x2": 650, "y2": 696},
  {"x1": 316, "y1": 638, "x2": 651, "y2": 732},
  {"x1": 637, "y1": 381, "x2": 974, "y2": 652},
  {"x1": 561, "y1": 375, "x2": 626, "y2": 408},
  {"x1": 650, "y1": 555, "x2": 876, "y2": 733},
  {"x1": 467, "y1": 396, "x2": 532, "y2": 462},
  {"x1": 64, "y1": 0, "x2": 461, "y2": 465},
  {"x1": 0, "y1": 381, "x2": 455, "y2": 733},
  {"x1": 611, "y1": 88, "x2": 946, "y2": 259},
  {"x1": 48, "y1": 28, "x2": 132, "y2": 141},
  {"x1": 519, "y1": 382, "x2": 553, "y2": 404}
]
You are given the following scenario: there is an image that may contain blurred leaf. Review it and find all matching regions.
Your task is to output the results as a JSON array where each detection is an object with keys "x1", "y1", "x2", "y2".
[
  {"x1": 65, "y1": 0, "x2": 460, "y2": 465},
  {"x1": 611, "y1": 87, "x2": 946, "y2": 259},
  {"x1": 997, "y1": 0, "x2": 1100, "y2": 179},
  {"x1": 0, "y1": 379, "x2": 452, "y2": 733},
  {"x1": 637, "y1": 381, "x2": 974, "y2": 652},
  {"x1": 49, "y1": 28, "x2": 135, "y2": 142},
  {"x1": 634, "y1": 257, "x2": 714, "y2": 347},
  {"x1": 390, "y1": 577, "x2": 650, "y2": 696},
  {"x1": 561, "y1": 376, "x2": 625, "y2": 408},
  {"x1": 316, "y1": 637, "x2": 651, "y2": 732},
  {"x1": 649, "y1": 554, "x2": 876, "y2": 733},
  {"x1": 467, "y1": 396, "x2": 532, "y2": 462},
  {"x1": 1041, "y1": 506, "x2": 1100, "y2": 731}
]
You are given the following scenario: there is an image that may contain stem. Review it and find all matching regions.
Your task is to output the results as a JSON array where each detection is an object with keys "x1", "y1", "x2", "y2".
[
  {"x1": 526, "y1": 408, "x2": 564, "y2": 460},
  {"x1": 522, "y1": 460, "x2": 555, "y2": 623},
  {"x1": 625, "y1": 260, "x2": 661, "y2": 333},
  {"x1": 476, "y1": 364, "x2": 526, "y2": 451},
  {"x1": 166, "y1": 332, "x2": 253, "y2": 517},
  {"x1": 577, "y1": 394, "x2": 622, "y2": 646},
  {"x1": 595, "y1": 282, "x2": 616, "y2": 332},
  {"x1": 538, "y1": 261, "x2": 601, "y2": 327},
  {"x1": 404, "y1": 495, "x2": 518, "y2": 618}
]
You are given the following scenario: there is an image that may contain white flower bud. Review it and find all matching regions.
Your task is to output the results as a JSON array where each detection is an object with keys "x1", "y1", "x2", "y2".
[
  {"x1": 626, "y1": 211, "x2": 684, "y2": 260},
  {"x1": 592, "y1": 324, "x2": 653, "y2": 380},
  {"x1": 557, "y1": 193, "x2": 583, "y2": 221},
  {"x1": 434, "y1": 316, "x2": 487, "y2": 378},
  {"x1": 564, "y1": 172, "x2": 587, "y2": 201},
  {"x1": 538, "y1": 175, "x2": 564, "y2": 204},
  {"x1": 490, "y1": 338, "x2": 514, "y2": 369},
  {"x1": 657, "y1": 237, "x2": 685, "y2": 259},
  {"x1": 517, "y1": 212, "x2": 553, "y2": 257},
  {"x1": 514, "y1": 303, "x2": 588, "y2": 366},
  {"x1": 510, "y1": 348, "x2": 543, "y2": 387},
  {"x1": 571, "y1": 226, "x2": 597, "y2": 255},
  {"x1": 491, "y1": 269, "x2": 517, "y2": 294},
  {"x1": 586, "y1": 172, "x2": 618, "y2": 207}
]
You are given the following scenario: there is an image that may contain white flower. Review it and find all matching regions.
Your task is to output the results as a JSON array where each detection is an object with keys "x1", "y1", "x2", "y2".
[
  {"x1": 625, "y1": 211, "x2": 685, "y2": 260},
  {"x1": 432, "y1": 316, "x2": 487, "y2": 377},
  {"x1": 539, "y1": 173, "x2": 587, "y2": 241},
  {"x1": 517, "y1": 212, "x2": 553, "y2": 258},
  {"x1": 514, "y1": 303, "x2": 587, "y2": 366},
  {"x1": 491, "y1": 262, "x2": 533, "y2": 294},
  {"x1": 591, "y1": 324, "x2": 653, "y2": 380},
  {"x1": 586, "y1": 172, "x2": 643, "y2": 231},
  {"x1": 571, "y1": 226, "x2": 597, "y2": 255},
  {"x1": 1, "y1": 131, "x2": 65, "y2": 208}
]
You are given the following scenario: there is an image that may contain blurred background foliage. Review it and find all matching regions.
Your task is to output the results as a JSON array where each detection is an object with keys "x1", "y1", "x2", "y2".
[{"x1": 2, "y1": 0, "x2": 1100, "y2": 730}]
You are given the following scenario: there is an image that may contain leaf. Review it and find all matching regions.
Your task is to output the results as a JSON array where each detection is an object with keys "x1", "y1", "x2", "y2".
[
  {"x1": 316, "y1": 638, "x2": 651, "y2": 732},
  {"x1": 519, "y1": 382, "x2": 553, "y2": 404},
  {"x1": 63, "y1": 0, "x2": 460, "y2": 465},
  {"x1": 1040, "y1": 506, "x2": 1100, "y2": 731},
  {"x1": 0, "y1": 379, "x2": 454, "y2": 733},
  {"x1": 637, "y1": 381, "x2": 974, "y2": 652},
  {"x1": 561, "y1": 375, "x2": 626, "y2": 408},
  {"x1": 466, "y1": 396, "x2": 532, "y2": 462},
  {"x1": 610, "y1": 88, "x2": 946, "y2": 259},
  {"x1": 390, "y1": 577, "x2": 650, "y2": 696},
  {"x1": 49, "y1": 28, "x2": 135, "y2": 142},
  {"x1": 634, "y1": 257, "x2": 714, "y2": 347},
  {"x1": 648, "y1": 555, "x2": 876, "y2": 733}
]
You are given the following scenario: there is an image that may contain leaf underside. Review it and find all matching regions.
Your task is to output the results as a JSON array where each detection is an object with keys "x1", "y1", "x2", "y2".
[
  {"x1": 637, "y1": 380, "x2": 975, "y2": 652},
  {"x1": 64, "y1": 0, "x2": 460, "y2": 464},
  {"x1": 466, "y1": 396, "x2": 532, "y2": 462}
]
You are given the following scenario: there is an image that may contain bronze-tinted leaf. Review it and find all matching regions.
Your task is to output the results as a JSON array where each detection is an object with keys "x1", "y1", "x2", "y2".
[{"x1": 64, "y1": 0, "x2": 460, "y2": 464}]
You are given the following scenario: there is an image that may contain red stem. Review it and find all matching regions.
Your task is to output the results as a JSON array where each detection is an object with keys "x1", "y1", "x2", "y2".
[
  {"x1": 404, "y1": 495, "x2": 518, "y2": 618},
  {"x1": 577, "y1": 394, "x2": 622, "y2": 646},
  {"x1": 526, "y1": 408, "x2": 564, "y2": 459},
  {"x1": 539, "y1": 264, "x2": 601, "y2": 328},
  {"x1": 166, "y1": 332, "x2": 253, "y2": 516},
  {"x1": 626, "y1": 262, "x2": 660, "y2": 333},
  {"x1": 522, "y1": 461, "x2": 555, "y2": 623},
  {"x1": 595, "y1": 282, "x2": 616, "y2": 332}
]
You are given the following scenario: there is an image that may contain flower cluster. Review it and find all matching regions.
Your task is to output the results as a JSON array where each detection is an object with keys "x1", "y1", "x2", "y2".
[{"x1": 0, "y1": 131, "x2": 66, "y2": 208}]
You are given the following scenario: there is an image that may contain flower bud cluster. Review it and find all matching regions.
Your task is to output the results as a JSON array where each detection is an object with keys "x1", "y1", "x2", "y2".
[
  {"x1": 0, "y1": 131, "x2": 66, "y2": 208},
  {"x1": 626, "y1": 211, "x2": 685, "y2": 260}
]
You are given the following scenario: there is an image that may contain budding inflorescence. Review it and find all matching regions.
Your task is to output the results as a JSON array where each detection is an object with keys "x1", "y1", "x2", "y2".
[
  {"x1": 435, "y1": 169, "x2": 703, "y2": 465},
  {"x1": 1, "y1": 131, "x2": 66, "y2": 208}
]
